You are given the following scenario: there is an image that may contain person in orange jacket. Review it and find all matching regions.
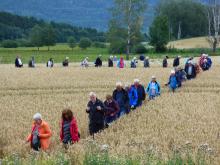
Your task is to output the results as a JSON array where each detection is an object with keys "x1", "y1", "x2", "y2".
[{"x1": 26, "y1": 113, "x2": 52, "y2": 151}]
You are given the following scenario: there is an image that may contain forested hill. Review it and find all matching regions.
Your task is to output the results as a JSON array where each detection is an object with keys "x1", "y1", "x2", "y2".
[
  {"x1": 0, "y1": 0, "x2": 159, "y2": 31},
  {"x1": 0, "y1": 12, "x2": 105, "y2": 42}
]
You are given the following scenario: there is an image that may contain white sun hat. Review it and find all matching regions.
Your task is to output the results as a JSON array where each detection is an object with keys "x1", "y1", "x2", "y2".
[{"x1": 33, "y1": 113, "x2": 42, "y2": 120}]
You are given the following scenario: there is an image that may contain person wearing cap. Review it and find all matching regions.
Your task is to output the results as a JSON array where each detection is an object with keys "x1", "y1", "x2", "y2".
[
  {"x1": 144, "y1": 56, "x2": 150, "y2": 68},
  {"x1": 15, "y1": 56, "x2": 23, "y2": 68},
  {"x1": 63, "y1": 57, "x2": 69, "y2": 67},
  {"x1": 94, "y1": 55, "x2": 102, "y2": 67},
  {"x1": 173, "y1": 56, "x2": 181, "y2": 67},
  {"x1": 117, "y1": 57, "x2": 125, "y2": 68},
  {"x1": 126, "y1": 83, "x2": 138, "y2": 110},
  {"x1": 104, "y1": 94, "x2": 120, "y2": 127},
  {"x1": 146, "y1": 76, "x2": 161, "y2": 100},
  {"x1": 108, "y1": 56, "x2": 114, "y2": 67},
  {"x1": 113, "y1": 82, "x2": 130, "y2": 117},
  {"x1": 163, "y1": 56, "x2": 168, "y2": 68},
  {"x1": 130, "y1": 57, "x2": 138, "y2": 68},
  {"x1": 86, "y1": 92, "x2": 105, "y2": 135},
  {"x1": 131, "y1": 79, "x2": 146, "y2": 107},
  {"x1": 60, "y1": 109, "x2": 80, "y2": 149},
  {"x1": 166, "y1": 70, "x2": 178, "y2": 92},
  {"x1": 185, "y1": 60, "x2": 196, "y2": 80},
  {"x1": 26, "y1": 113, "x2": 52, "y2": 151},
  {"x1": 199, "y1": 54, "x2": 212, "y2": 71},
  {"x1": 81, "y1": 57, "x2": 89, "y2": 67}
]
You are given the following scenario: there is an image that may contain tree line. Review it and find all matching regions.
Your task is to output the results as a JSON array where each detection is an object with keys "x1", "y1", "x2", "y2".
[{"x1": 0, "y1": 11, "x2": 106, "y2": 49}]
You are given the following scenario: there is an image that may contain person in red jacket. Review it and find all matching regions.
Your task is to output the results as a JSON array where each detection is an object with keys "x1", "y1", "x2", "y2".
[{"x1": 60, "y1": 109, "x2": 80, "y2": 148}]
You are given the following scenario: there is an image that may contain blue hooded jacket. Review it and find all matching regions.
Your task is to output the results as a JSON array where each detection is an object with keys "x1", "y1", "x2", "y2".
[
  {"x1": 128, "y1": 86, "x2": 138, "y2": 107},
  {"x1": 168, "y1": 75, "x2": 178, "y2": 89}
]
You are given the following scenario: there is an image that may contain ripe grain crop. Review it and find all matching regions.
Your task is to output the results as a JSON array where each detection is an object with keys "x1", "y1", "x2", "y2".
[{"x1": 0, "y1": 57, "x2": 219, "y2": 164}]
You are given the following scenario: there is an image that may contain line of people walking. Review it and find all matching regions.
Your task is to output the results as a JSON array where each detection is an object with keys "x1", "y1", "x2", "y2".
[{"x1": 25, "y1": 54, "x2": 212, "y2": 152}]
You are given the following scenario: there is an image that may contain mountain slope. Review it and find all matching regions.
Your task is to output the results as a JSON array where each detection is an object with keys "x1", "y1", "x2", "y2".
[{"x1": 0, "y1": 0, "x2": 158, "y2": 31}]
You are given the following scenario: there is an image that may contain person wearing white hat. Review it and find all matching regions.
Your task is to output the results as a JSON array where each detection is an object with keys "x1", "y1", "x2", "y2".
[
  {"x1": 165, "y1": 70, "x2": 178, "y2": 92},
  {"x1": 184, "y1": 59, "x2": 196, "y2": 80},
  {"x1": 146, "y1": 76, "x2": 161, "y2": 100},
  {"x1": 26, "y1": 113, "x2": 52, "y2": 151},
  {"x1": 63, "y1": 57, "x2": 69, "y2": 67},
  {"x1": 130, "y1": 57, "x2": 138, "y2": 68},
  {"x1": 131, "y1": 79, "x2": 146, "y2": 106},
  {"x1": 113, "y1": 82, "x2": 130, "y2": 117}
]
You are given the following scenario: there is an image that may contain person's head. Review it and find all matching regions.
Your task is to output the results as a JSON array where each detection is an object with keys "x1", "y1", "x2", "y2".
[
  {"x1": 89, "y1": 92, "x2": 97, "y2": 103},
  {"x1": 85, "y1": 57, "x2": 89, "y2": 60},
  {"x1": 33, "y1": 113, "x2": 42, "y2": 125},
  {"x1": 99, "y1": 54, "x2": 102, "y2": 58},
  {"x1": 134, "y1": 79, "x2": 140, "y2": 86},
  {"x1": 66, "y1": 57, "x2": 69, "y2": 60},
  {"x1": 50, "y1": 58, "x2": 53, "y2": 61},
  {"x1": 171, "y1": 70, "x2": 175, "y2": 75},
  {"x1": 120, "y1": 57, "x2": 124, "y2": 60},
  {"x1": 151, "y1": 76, "x2": 156, "y2": 82},
  {"x1": 62, "y1": 109, "x2": 73, "y2": 121},
  {"x1": 106, "y1": 94, "x2": 113, "y2": 103},
  {"x1": 110, "y1": 55, "x2": 113, "y2": 59},
  {"x1": 178, "y1": 55, "x2": 181, "y2": 59},
  {"x1": 124, "y1": 82, "x2": 131, "y2": 90},
  {"x1": 165, "y1": 56, "x2": 169, "y2": 59},
  {"x1": 145, "y1": 56, "x2": 149, "y2": 60},
  {"x1": 116, "y1": 82, "x2": 123, "y2": 90}
]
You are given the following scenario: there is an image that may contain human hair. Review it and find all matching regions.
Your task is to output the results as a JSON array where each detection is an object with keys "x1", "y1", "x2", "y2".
[
  {"x1": 62, "y1": 109, "x2": 73, "y2": 121},
  {"x1": 106, "y1": 94, "x2": 113, "y2": 100}
]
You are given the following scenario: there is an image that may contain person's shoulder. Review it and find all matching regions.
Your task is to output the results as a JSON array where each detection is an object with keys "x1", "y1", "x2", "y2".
[{"x1": 42, "y1": 120, "x2": 50, "y2": 127}]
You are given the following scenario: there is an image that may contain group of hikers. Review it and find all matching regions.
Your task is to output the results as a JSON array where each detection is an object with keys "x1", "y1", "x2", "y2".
[{"x1": 25, "y1": 53, "x2": 212, "y2": 152}]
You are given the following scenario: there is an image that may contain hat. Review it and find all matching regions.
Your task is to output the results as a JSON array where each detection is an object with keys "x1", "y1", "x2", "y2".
[
  {"x1": 66, "y1": 57, "x2": 69, "y2": 60},
  {"x1": 151, "y1": 76, "x2": 156, "y2": 79},
  {"x1": 178, "y1": 55, "x2": 181, "y2": 58},
  {"x1": 134, "y1": 79, "x2": 140, "y2": 83},
  {"x1": 171, "y1": 70, "x2": 175, "y2": 74},
  {"x1": 33, "y1": 113, "x2": 42, "y2": 120},
  {"x1": 146, "y1": 56, "x2": 149, "y2": 59},
  {"x1": 116, "y1": 82, "x2": 123, "y2": 87}
]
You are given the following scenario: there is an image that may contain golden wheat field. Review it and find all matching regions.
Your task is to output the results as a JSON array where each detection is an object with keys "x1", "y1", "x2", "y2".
[{"x1": 0, "y1": 57, "x2": 220, "y2": 164}]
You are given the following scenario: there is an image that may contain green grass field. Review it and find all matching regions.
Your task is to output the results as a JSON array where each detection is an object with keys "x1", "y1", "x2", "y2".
[{"x1": 0, "y1": 42, "x2": 219, "y2": 64}]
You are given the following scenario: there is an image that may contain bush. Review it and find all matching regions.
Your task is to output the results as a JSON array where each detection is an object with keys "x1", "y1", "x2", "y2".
[
  {"x1": 2, "y1": 40, "x2": 18, "y2": 48},
  {"x1": 93, "y1": 42, "x2": 106, "y2": 48},
  {"x1": 79, "y1": 38, "x2": 92, "y2": 49},
  {"x1": 16, "y1": 39, "x2": 34, "y2": 47},
  {"x1": 134, "y1": 44, "x2": 148, "y2": 54}
]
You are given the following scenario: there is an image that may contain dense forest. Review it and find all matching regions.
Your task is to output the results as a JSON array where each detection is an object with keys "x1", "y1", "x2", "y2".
[{"x1": 0, "y1": 12, "x2": 106, "y2": 43}]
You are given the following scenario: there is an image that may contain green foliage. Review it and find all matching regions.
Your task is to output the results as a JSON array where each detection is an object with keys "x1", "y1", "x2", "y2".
[
  {"x1": 109, "y1": 39, "x2": 127, "y2": 54},
  {"x1": 93, "y1": 42, "x2": 106, "y2": 48},
  {"x1": 156, "y1": 0, "x2": 208, "y2": 39},
  {"x1": 30, "y1": 25, "x2": 44, "y2": 50},
  {"x1": 1, "y1": 40, "x2": 18, "y2": 48},
  {"x1": 42, "y1": 25, "x2": 56, "y2": 50},
  {"x1": 149, "y1": 15, "x2": 169, "y2": 52},
  {"x1": 134, "y1": 44, "x2": 148, "y2": 54},
  {"x1": 67, "y1": 37, "x2": 76, "y2": 50},
  {"x1": 108, "y1": 0, "x2": 147, "y2": 57},
  {"x1": 79, "y1": 38, "x2": 92, "y2": 49},
  {"x1": 0, "y1": 11, "x2": 106, "y2": 43}
]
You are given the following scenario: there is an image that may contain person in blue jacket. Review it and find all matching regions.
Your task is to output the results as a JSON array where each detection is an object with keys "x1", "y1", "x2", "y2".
[
  {"x1": 146, "y1": 76, "x2": 161, "y2": 100},
  {"x1": 131, "y1": 79, "x2": 146, "y2": 107},
  {"x1": 166, "y1": 70, "x2": 178, "y2": 93},
  {"x1": 126, "y1": 83, "x2": 138, "y2": 110}
]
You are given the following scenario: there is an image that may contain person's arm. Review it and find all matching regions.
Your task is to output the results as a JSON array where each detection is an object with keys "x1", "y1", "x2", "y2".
[
  {"x1": 142, "y1": 86, "x2": 146, "y2": 100},
  {"x1": 60, "y1": 121, "x2": 63, "y2": 141},
  {"x1": 39, "y1": 123, "x2": 52, "y2": 139},
  {"x1": 86, "y1": 102, "x2": 90, "y2": 113}
]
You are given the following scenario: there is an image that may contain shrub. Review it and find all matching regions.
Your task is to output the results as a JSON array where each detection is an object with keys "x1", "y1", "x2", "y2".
[
  {"x1": 79, "y1": 38, "x2": 92, "y2": 49},
  {"x1": 93, "y1": 42, "x2": 106, "y2": 48},
  {"x1": 2, "y1": 40, "x2": 18, "y2": 48}
]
